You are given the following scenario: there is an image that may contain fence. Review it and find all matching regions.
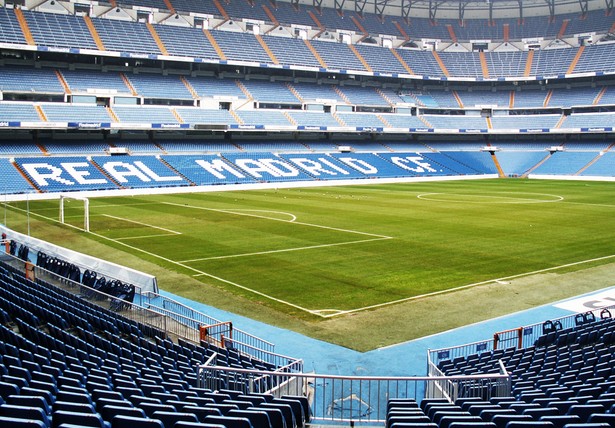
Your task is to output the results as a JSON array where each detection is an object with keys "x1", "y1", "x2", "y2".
[
  {"x1": 197, "y1": 362, "x2": 512, "y2": 425},
  {"x1": 427, "y1": 305, "x2": 615, "y2": 370},
  {"x1": 141, "y1": 290, "x2": 277, "y2": 358}
]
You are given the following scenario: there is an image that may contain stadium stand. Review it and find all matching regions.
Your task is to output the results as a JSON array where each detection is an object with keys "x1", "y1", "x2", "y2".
[{"x1": 4, "y1": 0, "x2": 615, "y2": 425}]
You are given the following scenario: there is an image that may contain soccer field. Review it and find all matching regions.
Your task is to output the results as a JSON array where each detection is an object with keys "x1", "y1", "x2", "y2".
[{"x1": 6, "y1": 178, "x2": 615, "y2": 348}]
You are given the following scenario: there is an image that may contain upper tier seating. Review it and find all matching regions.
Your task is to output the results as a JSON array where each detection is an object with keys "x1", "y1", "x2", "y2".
[
  {"x1": 92, "y1": 17, "x2": 160, "y2": 55},
  {"x1": 0, "y1": 7, "x2": 26, "y2": 44},
  {"x1": 22, "y1": 9, "x2": 97, "y2": 50}
]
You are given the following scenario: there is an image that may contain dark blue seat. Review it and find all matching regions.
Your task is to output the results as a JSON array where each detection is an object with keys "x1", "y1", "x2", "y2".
[
  {"x1": 229, "y1": 409, "x2": 272, "y2": 428},
  {"x1": 204, "y1": 415, "x2": 253, "y2": 428},
  {"x1": 150, "y1": 411, "x2": 198, "y2": 428},
  {"x1": 0, "y1": 404, "x2": 50, "y2": 427},
  {"x1": 448, "y1": 423, "x2": 496, "y2": 428},
  {"x1": 566, "y1": 405, "x2": 605, "y2": 422},
  {"x1": 504, "y1": 422, "x2": 555, "y2": 427},
  {"x1": 51, "y1": 410, "x2": 109, "y2": 428},
  {"x1": 6, "y1": 395, "x2": 51, "y2": 415},
  {"x1": 52, "y1": 401, "x2": 97, "y2": 414},
  {"x1": 587, "y1": 413, "x2": 615, "y2": 424},
  {"x1": 438, "y1": 415, "x2": 482, "y2": 428},
  {"x1": 247, "y1": 407, "x2": 284, "y2": 428},
  {"x1": 0, "y1": 416, "x2": 46, "y2": 427},
  {"x1": 491, "y1": 414, "x2": 533, "y2": 428},
  {"x1": 100, "y1": 405, "x2": 146, "y2": 423},
  {"x1": 174, "y1": 423, "x2": 229, "y2": 428},
  {"x1": 538, "y1": 415, "x2": 581, "y2": 428},
  {"x1": 137, "y1": 403, "x2": 175, "y2": 418},
  {"x1": 110, "y1": 415, "x2": 164, "y2": 428}
]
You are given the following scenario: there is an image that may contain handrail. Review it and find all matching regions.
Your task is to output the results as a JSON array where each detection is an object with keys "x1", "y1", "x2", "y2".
[
  {"x1": 142, "y1": 290, "x2": 276, "y2": 355},
  {"x1": 197, "y1": 364, "x2": 512, "y2": 424},
  {"x1": 428, "y1": 304, "x2": 615, "y2": 369}
]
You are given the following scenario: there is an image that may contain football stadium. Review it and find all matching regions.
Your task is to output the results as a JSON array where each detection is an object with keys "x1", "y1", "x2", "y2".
[{"x1": 1, "y1": 0, "x2": 615, "y2": 426}]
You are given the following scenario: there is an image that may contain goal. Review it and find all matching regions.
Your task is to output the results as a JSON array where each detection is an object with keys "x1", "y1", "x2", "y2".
[{"x1": 59, "y1": 195, "x2": 90, "y2": 232}]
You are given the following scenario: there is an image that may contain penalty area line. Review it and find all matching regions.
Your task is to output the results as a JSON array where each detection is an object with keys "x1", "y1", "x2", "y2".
[
  {"x1": 101, "y1": 214, "x2": 182, "y2": 235},
  {"x1": 162, "y1": 201, "x2": 391, "y2": 239},
  {"x1": 181, "y1": 236, "x2": 392, "y2": 263}
]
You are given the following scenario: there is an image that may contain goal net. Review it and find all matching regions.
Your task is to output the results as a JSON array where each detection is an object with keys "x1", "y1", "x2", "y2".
[{"x1": 59, "y1": 195, "x2": 90, "y2": 232}]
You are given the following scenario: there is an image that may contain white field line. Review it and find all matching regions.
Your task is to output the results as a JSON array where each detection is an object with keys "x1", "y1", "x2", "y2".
[
  {"x1": 3, "y1": 203, "x2": 321, "y2": 316},
  {"x1": 184, "y1": 236, "x2": 392, "y2": 264},
  {"x1": 161, "y1": 202, "x2": 391, "y2": 239},
  {"x1": 115, "y1": 234, "x2": 180, "y2": 241},
  {"x1": 318, "y1": 253, "x2": 615, "y2": 318},
  {"x1": 101, "y1": 214, "x2": 182, "y2": 235}
]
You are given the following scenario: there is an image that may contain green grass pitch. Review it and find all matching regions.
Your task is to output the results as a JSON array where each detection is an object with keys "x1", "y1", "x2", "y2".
[{"x1": 7, "y1": 178, "x2": 615, "y2": 349}]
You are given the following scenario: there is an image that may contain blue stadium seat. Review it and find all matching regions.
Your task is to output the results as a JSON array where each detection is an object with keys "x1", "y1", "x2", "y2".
[{"x1": 110, "y1": 415, "x2": 164, "y2": 428}]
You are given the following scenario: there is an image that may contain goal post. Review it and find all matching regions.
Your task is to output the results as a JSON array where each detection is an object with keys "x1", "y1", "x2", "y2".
[{"x1": 59, "y1": 195, "x2": 90, "y2": 232}]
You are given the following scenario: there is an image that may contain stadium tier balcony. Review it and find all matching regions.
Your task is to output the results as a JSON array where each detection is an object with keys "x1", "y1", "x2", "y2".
[
  {"x1": 153, "y1": 24, "x2": 219, "y2": 59},
  {"x1": 379, "y1": 114, "x2": 431, "y2": 129},
  {"x1": 260, "y1": 35, "x2": 322, "y2": 69},
  {"x1": 290, "y1": 82, "x2": 347, "y2": 104},
  {"x1": 126, "y1": 74, "x2": 193, "y2": 100},
  {"x1": 173, "y1": 108, "x2": 237, "y2": 126},
  {"x1": 562, "y1": 112, "x2": 615, "y2": 129},
  {"x1": 0, "y1": 103, "x2": 45, "y2": 122},
  {"x1": 234, "y1": 110, "x2": 294, "y2": 127},
  {"x1": 0, "y1": 65, "x2": 64, "y2": 94},
  {"x1": 286, "y1": 111, "x2": 343, "y2": 127},
  {"x1": 184, "y1": 76, "x2": 247, "y2": 100},
  {"x1": 354, "y1": 44, "x2": 411, "y2": 76},
  {"x1": 234, "y1": 141, "x2": 311, "y2": 153},
  {"x1": 40, "y1": 104, "x2": 114, "y2": 123},
  {"x1": 23, "y1": 9, "x2": 97, "y2": 50},
  {"x1": 41, "y1": 139, "x2": 112, "y2": 155},
  {"x1": 423, "y1": 115, "x2": 488, "y2": 130},
  {"x1": 60, "y1": 69, "x2": 132, "y2": 95},
  {"x1": 485, "y1": 51, "x2": 528, "y2": 79},
  {"x1": 112, "y1": 106, "x2": 179, "y2": 124},
  {"x1": 573, "y1": 44, "x2": 615, "y2": 74},
  {"x1": 309, "y1": 39, "x2": 368, "y2": 71},
  {"x1": 209, "y1": 30, "x2": 272, "y2": 64},
  {"x1": 241, "y1": 80, "x2": 300, "y2": 104},
  {"x1": 92, "y1": 17, "x2": 160, "y2": 55},
  {"x1": 489, "y1": 114, "x2": 561, "y2": 130},
  {"x1": 456, "y1": 90, "x2": 511, "y2": 108},
  {"x1": 0, "y1": 7, "x2": 26, "y2": 44},
  {"x1": 156, "y1": 140, "x2": 238, "y2": 153},
  {"x1": 336, "y1": 112, "x2": 388, "y2": 128},
  {"x1": 336, "y1": 85, "x2": 392, "y2": 107}
]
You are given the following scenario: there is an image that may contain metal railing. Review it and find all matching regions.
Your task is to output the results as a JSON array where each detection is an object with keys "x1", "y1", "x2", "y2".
[
  {"x1": 197, "y1": 363, "x2": 512, "y2": 425},
  {"x1": 142, "y1": 290, "x2": 276, "y2": 357},
  {"x1": 427, "y1": 305, "x2": 615, "y2": 370}
]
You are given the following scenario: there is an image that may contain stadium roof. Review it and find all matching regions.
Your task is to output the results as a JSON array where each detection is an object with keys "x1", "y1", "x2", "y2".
[{"x1": 286, "y1": 0, "x2": 608, "y2": 19}]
